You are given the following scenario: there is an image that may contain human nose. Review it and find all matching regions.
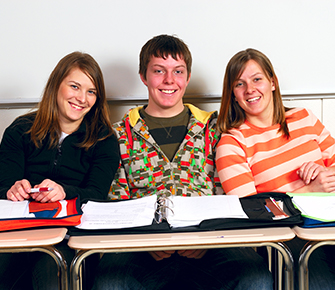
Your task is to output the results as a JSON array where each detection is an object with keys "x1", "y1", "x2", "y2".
[
  {"x1": 163, "y1": 71, "x2": 174, "y2": 84},
  {"x1": 246, "y1": 82, "x2": 255, "y2": 94},
  {"x1": 75, "y1": 91, "x2": 86, "y2": 103}
]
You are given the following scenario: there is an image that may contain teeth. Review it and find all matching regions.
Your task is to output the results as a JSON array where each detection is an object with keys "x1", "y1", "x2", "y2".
[
  {"x1": 71, "y1": 103, "x2": 83, "y2": 110},
  {"x1": 247, "y1": 96, "x2": 261, "y2": 102},
  {"x1": 161, "y1": 90, "x2": 175, "y2": 94}
]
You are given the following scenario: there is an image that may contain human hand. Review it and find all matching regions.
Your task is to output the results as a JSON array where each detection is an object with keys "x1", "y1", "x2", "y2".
[
  {"x1": 30, "y1": 179, "x2": 66, "y2": 203},
  {"x1": 6, "y1": 179, "x2": 31, "y2": 201},
  {"x1": 297, "y1": 162, "x2": 325, "y2": 185},
  {"x1": 306, "y1": 168, "x2": 335, "y2": 193},
  {"x1": 177, "y1": 249, "x2": 208, "y2": 259},
  {"x1": 148, "y1": 250, "x2": 175, "y2": 261}
]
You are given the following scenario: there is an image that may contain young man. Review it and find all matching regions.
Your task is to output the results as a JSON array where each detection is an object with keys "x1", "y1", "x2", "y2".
[{"x1": 93, "y1": 35, "x2": 273, "y2": 289}]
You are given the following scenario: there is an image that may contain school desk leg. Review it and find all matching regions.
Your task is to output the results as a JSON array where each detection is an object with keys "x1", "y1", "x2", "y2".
[
  {"x1": 34, "y1": 245, "x2": 68, "y2": 290},
  {"x1": 71, "y1": 249, "x2": 96, "y2": 290},
  {"x1": 299, "y1": 240, "x2": 335, "y2": 290},
  {"x1": 267, "y1": 242, "x2": 294, "y2": 290}
]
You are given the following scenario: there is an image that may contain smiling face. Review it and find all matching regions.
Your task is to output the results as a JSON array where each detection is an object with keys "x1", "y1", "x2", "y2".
[
  {"x1": 57, "y1": 67, "x2": 97, "y2": 133},
  {"x1": 140, "y1": 55, "x2": 190, "y2": 117},
  {"x1": 233, "y1": 60, "x2": 275, "y2": 127}
]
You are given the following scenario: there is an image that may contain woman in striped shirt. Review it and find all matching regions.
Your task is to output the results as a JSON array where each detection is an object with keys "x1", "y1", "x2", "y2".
[
  {"x1": 216, "y1": 48, "x2": 335, "y2": 290},
  {"x1": 216, "y1": 48, "x2": 335, "y2": 197}
]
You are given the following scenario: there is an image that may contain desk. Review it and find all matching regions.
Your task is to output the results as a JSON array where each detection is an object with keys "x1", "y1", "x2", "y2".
[
  {"x1": 292, "y1": 226, "x2": 335, "y2": 290},
  {"x1": 0, "y1": 227, "x2": 68, "y2": 290},
  {"x1": 69, "y1": 227, "x2": 295, "y2": 290}
]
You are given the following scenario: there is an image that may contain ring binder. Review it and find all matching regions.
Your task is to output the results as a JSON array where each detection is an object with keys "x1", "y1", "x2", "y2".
[
  {"x1": 74, "y1": 192, "x2": 302, "y2": 232},
  {"x1": 154, "y1": 194, "x2": 174, "y2": 224}
]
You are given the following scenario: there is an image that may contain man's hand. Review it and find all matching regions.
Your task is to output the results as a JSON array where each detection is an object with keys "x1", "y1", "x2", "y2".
[
  {"x1": 148, "y1": 250, "x2": 176, "y2": 261},
  {"x1": 177, "y1": 249, "x2": 207, "y2": 259}
]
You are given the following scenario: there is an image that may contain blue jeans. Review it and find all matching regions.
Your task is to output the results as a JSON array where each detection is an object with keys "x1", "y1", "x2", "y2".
[{"x1": 92, "y1": 247, "x2": 273, "y2": 290}]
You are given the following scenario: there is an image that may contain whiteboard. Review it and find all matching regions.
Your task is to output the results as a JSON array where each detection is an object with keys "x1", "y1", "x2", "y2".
[{"x1": 0, "y1": 0, "x2": 334, "y2": 103}]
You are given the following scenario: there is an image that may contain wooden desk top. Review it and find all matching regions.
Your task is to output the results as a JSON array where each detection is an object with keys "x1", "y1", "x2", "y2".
[
  {"x1": 0, "y1": 228, "x2": 67, "y2": 248},
  {"x1": 68, "y1": 227, "x2": 295, "y2": 251},
  {"x1": 293, "y1": 226, "x2": 335, "y2": 241}
]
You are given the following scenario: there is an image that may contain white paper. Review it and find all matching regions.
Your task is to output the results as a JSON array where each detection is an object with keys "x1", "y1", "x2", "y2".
[
  {"x1": 76, "y1": 195, "x2": 157, "y2": 229},
  {"x1": 292, "y1": 196, "x2": 335, "y2": 221},
  {"x1": 167, "y1": 195, "x2": 248, "y2": 228},
  {"x1": 0, "y1": 200, "x2": 29, "y2": 218}
]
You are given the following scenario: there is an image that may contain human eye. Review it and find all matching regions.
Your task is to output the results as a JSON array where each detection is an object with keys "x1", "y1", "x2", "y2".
[
  {"x1": 153, "y1": 67, "x2": 164, "y2": 74},
  {"x1": 175, "y1": 66, "x2": 186, "y2": 75},
  {"x1": 71, "y1": 84, "x2": 79, "y2": 89},
  {"x1": 234, "y1": 81, "x2": 243, "y2": 88},
  {"x1": 88, "y1": 90, "x2": 96, "y2": 95}
]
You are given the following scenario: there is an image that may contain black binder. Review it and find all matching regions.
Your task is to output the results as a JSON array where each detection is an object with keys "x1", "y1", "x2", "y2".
[{"x1": 69, "y1": 192, "x2": 302, "y2": 236}]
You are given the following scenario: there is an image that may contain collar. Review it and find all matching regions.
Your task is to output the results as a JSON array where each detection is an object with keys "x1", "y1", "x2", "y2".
[{"x1": 127, "y1": 104, "x2": 216, "y2": 127}]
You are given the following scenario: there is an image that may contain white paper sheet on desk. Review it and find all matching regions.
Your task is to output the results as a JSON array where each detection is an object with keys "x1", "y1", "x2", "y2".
[
  {"x1": 0, "y1": 200, "x2": 29, "y2": 219},
  {"x1": 292, "y1": 195, "x2": 335, "y2": 221},
  {"x1": 76, "y1": 195, "x2": 157, "y2": 229},
  {"x1": 167, "y1": 195, "x2": 248, "y2": 228}
]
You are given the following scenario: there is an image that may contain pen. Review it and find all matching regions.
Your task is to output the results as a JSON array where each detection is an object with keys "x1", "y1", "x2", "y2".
[{"x1": 30, "y1": 187, "x2": 54, "y2": 193}]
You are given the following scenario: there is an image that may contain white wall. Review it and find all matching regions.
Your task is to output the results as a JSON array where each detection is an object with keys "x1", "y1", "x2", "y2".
[
  {"x1": 0, "y1": 1, "x2": 335, "y2": 138},
  {"x1": 1, "y1": 0, "x2": 335, "y2": 102}
]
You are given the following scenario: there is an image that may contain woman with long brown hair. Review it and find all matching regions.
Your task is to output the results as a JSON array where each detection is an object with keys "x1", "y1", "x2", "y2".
[
  {"x1": 0, "y1": 51, "x2": 120, "y2": 289},
  {"x1": 216, "y1": 48, "x2": 335, "y2": 289}
]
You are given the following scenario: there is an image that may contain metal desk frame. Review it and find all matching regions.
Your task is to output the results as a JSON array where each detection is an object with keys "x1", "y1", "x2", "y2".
[
  {"x1": 69, "y1": 227, "x2": 295, "y2": 290},
  {"x1": 293, "y1": 226, "x2": 335, "y2": 290},
  {"x1": 0, "y1": 228, "x2": 68, "y2": 290}
]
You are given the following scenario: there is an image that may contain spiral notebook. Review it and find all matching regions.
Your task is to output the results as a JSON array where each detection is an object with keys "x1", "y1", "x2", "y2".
[{"x1": 76, "y1": 194, "x2": 248, "y2": 230}]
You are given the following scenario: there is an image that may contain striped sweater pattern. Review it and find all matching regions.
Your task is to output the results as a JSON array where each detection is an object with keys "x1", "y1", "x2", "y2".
[{"x1": 216, "y1": 108, "x2": 335, "y2": 197}]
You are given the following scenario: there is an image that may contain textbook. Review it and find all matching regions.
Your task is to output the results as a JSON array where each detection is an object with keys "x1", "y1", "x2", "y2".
[{"x1": 76, "y1": 194, "x2": 248, "y2": 230}]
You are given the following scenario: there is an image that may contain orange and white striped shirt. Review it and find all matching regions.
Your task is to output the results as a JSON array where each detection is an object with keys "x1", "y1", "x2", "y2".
[{"x1": 216, "y1": 108, "x2": 335, "y2": 197}]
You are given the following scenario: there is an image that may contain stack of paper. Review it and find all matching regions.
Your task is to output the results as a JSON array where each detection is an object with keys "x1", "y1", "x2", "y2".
[
  {"x1": 167, "y1": 195, "x2": 248, "y2": 228},
  {"x1": 76, "y1": 194, "x2": 248, "y2": 230},
  {"x1": 0, "y1": 200, "x2": 30, "y2": 219},
  {"x1": 77, "y1": 195, "x2": 156, "y2": 229},
  {"x1": 290, "y1": 193, "x2": 335, "y2": 222}
]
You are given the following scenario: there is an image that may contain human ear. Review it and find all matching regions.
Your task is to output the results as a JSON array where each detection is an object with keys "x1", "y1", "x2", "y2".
[
  {"x1": 186, "y1": 72, "x2": 191, "y2": 85},
  {"x1": 271, "y1": 78, "x2": 276, "y2": 91},
  {"x1": 140, "y1": 73, "x2": 148, "y2": 86}
]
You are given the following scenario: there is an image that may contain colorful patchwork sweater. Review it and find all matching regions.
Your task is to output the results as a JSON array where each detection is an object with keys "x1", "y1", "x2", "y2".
[{"x1": 109, "y1": 104, "x2": 223, "y2": 200}]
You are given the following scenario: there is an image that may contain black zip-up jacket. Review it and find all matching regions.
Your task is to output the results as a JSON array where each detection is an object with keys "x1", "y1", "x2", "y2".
[{"x1": 0, "y1": 114, "x2": 120, "y2": 201}]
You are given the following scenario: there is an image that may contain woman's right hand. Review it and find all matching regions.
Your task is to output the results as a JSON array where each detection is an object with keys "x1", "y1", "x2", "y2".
[{"x1": 6, "y1": 179, "x2": 32, "y2": 201}]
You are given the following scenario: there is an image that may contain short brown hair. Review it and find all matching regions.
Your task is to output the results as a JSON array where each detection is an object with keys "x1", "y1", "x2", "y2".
[
  {"x1": 217, "y1": 48, "x2": 289, "y2": 137},
  {"x1": 29, "y1": 51, "x2": 113, "y2": 149},
  {"x1": 139, "y1": 34, "x2": 192, "y2": 80}
]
